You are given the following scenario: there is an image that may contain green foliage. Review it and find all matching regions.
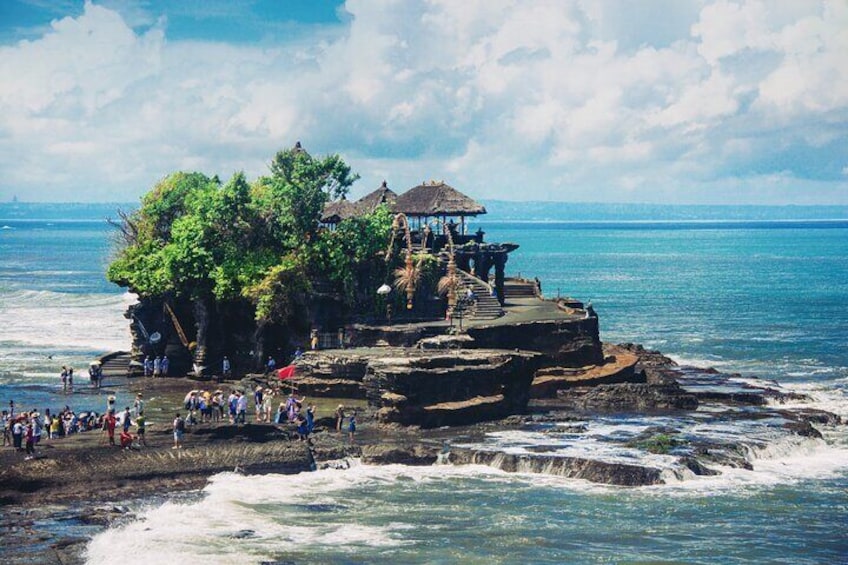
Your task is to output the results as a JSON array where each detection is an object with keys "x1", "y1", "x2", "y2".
[
  {"x1": 632, "y1": 433, "x2": 686, "y2": 454},
  {"x1": 254, "y1": 145, "x2": 360, "y2": 251},
  {"x1": 310, "y1": 204, "x2": 394, "y2": 310},
  {"x1": 107, "y1": 144, "x2": 382, "y2": 329},
  {"x1": 244, "y1": 255, "x2": 311, "y2": 325}
]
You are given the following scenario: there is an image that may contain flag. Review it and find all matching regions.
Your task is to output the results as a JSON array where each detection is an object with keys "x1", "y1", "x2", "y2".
[{"x1": 277, "y1": 365, "x2": 296, "y2": 380}]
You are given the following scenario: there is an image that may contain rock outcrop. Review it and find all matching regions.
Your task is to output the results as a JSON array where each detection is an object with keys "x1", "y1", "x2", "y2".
[
  {"x1": 531, "y1": 344, "x2": 642, "y2": 398},
  {"x1": 557, "y1": 382, "x2": 699, "y2": 411},
  {"x1": 445, "y1": 447, "x2": 664, "y2": 486},
  {"x1": 363, "y1": 348, "x2": 542, "y2": 428}
]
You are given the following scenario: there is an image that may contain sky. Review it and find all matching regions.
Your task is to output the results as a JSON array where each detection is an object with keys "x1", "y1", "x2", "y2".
[{"x1": 0, "y1": 0, "x2": 846, "y2": 204}]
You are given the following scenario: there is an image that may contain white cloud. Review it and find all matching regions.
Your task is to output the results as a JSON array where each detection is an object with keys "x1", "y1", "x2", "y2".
[{"x1": 0, "y1": 0, "x2": 846, "y2": 204}]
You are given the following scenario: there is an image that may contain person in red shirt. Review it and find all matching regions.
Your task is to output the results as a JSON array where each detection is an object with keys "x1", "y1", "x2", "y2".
[
  {"x1": 104, "y1": 410, "x2": 117, "y2": 446},
  {"x1": 120, "y1": 429, "x2": 135, "y2": 449}
]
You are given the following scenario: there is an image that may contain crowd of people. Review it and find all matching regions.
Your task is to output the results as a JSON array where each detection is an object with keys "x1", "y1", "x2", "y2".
[
  {"x1": 176, "y1": 382, "x2": 367, "y2": 443},
  {"x1": 1, "y1": 396, "x2": 149, "y2": 458},
  {"x1": 142, "y1": 355, "x2": 170, "y2": 377},
  {"x1": 6, "y1": 352, "x2": 365, "y2": 461}
]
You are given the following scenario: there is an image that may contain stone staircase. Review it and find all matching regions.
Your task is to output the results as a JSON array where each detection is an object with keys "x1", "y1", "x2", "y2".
[
  {"x1": 503, "y1": 278, "x2": 539, "y2": 302},
  {"x1": 456, "y1": 269, "x2": 503, "y2": 320},
  {"x1": 99, "y1": 351, "x2": 133, "y2": 378}
]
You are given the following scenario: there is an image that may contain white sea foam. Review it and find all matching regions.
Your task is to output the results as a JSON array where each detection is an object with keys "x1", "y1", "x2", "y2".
[
  {"x1": 0, "y1": 289, "x2": 134, "y2": 353},
  {"x1": 84, "y1": 463, "x2": 525, "y2": 564}
]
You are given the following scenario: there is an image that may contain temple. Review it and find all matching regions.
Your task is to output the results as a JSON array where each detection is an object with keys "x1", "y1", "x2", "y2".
[{"x1": 322, "y1": 180, "x2": 518, "y2": 310}]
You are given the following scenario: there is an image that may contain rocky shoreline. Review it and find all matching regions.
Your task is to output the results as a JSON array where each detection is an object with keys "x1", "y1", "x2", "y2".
[{"x1": 1, "y1": 344, "x2": 842, "y2": 564}]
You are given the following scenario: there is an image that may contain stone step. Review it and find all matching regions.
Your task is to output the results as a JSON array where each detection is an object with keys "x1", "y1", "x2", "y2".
[{"x1": 455, "y1": 269, "x2": 503, "y2": 320}]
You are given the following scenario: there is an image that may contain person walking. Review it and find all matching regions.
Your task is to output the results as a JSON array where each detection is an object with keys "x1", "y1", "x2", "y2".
[
  {"x1": 306, "y1": 403, "x2": 315, "y2": 434},
  {"x1": 134, "y1": 393, "x2": 144, "y2": 418},
  {"x1": 254, "y1": 385, "x2": 264, "y2": 422},
  {"x1": 24, "y1": 419, "x2": 36, "y2": 459},
  {"x1": 348, "y1": 410, "x2": 357, "y2": 442},
  {"x1": 172, "y1": 413, "x2": 184, "y2": 449},
  {"x1": 121, "y1": 407, "x2": 132, "y2": 434},
  {"x1": 135, "y1": 411, "x2": 147, "y2": 446},
  {"x1": 335, "y1": 404, "x2": 345, "y2": 433},
  {"x1": 236, "y1": 391, "x2": 248, "y2": 424},
  {"x1": 12, "y1": 418, "x2": 23, "y2": 450},
  {"x1": 104, "y1": 410, "x2": 117, "y2": 446}
]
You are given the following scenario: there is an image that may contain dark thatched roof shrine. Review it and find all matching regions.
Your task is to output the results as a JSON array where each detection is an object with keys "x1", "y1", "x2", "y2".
[
  {"x1": 394, "y1": 180, "x2": 486, "y2": 217},
  {"x1": 321, "y1": 197, "x2": 359, "y2": 224},
  {"x1": 321, "y1": 179, "x2": 486, "y2": 225},
  {"x1": 356, "y1": 180, "x2": 397, "y2": 214}
]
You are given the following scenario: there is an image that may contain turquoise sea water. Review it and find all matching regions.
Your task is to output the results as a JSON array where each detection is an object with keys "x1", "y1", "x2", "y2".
[{"x1": 1, "y1": 204, "x2": 847, "y2": 564}]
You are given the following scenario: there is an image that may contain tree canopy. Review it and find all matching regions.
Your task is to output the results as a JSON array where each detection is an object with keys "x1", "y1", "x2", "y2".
[{"x1": 107, "y1": 145, "x2": 391, "y2": 328}]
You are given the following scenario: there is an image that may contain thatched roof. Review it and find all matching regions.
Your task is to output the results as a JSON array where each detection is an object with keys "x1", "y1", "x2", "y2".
[
  {"x1": 320, "y1": 198, "x2": 359, "y2": 224},
  {"x1": 355, "y1": 181, "x2": 397, "y2": 213},
  {"x1": 394, "y1": 180, "x2": 486, "y2": 217}
]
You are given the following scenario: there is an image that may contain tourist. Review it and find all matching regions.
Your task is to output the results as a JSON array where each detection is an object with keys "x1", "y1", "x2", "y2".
[
  {"x1": 24, "y1": 418, "x2": 36, "y2": 458},
  {"x1": 12, "y1": 417, "x2": 24, "y2": 450},
  {"x1": 254, "y1": 385, "x2": 264, "y2": 422},
  {"x1": 348, "y1": 410, "x2": 357, "y2": 442},
  {"x1": 265, "y1": 356, "x2": 276, "y2": 376},
  {"x1": 67, "y1": 367, "x2": 74, "y2": 389},
  {"x1": 161, "y1": 355, "x2": 170, "y2": 377},
  {"x1": 172, "y1": 413, "x2": 184, "y2": 449},
  {"x1": 43, "y1": 412, "x2": 52, "y2": 441},
  {"x1": 212, "y1": 390, "x2": 223, "y2": 423},
  {"x1": 275, "y1": 402, "x2": 286, "y2": 424},
  {"x1": 61, "y1": 366, "x2": 68, "y2": 392},
  {"x1": 236, "y1": 391, "x2": 248, "y2": 424},
  {"x1": 153, "y1": 356, "x2": 162, "y2": 377},
  {"x1": 134, "y1": 393, "x2": 144, "y2": 417},
  {"x1": 120, "y1": 429, "x2": 136, "y2": 450},
  {"x1": 32, "y1": 410, "x2": 42, "y2": 445},
  {"x1": 337, "y1": 327, "x2": 345, "y2": 349},
  {"x1": 106, "y1": 395, "x2": 116, "y2": 414},
  {"x1": 306, "y1": 403, "x2": 315, "y2": 434},
  {"x1": 293, "y1": 347, "x2": 303, "y2": 360},
  {"x1": 295, "y1": 413, "x2": 309, "y2": 441},
  {"x1": 285, "y1": 393, "x2": 297, "y2": 422},
  {"x1": 2, "y1": 410, "x2": 10, "y2": 446},
  {"x1": 222, "y1": 356, "x2": 231, "y2": 378},
  {"x1": 200, "y1": 390, "x2": 212, "y2": 423},
  {"x1": 9, "y1": 400, "x2": 15, "y2": 419},
  {"x1": 262, "y1": 388, "x2": 274, "y2": 423},
  {"x1": 121, "y1": 407, "x2": 132, "y2": 433},
  {"x1": 104, "y1": 410, "x2": 117, "y2": 446},
  {"x1": 143, "y1": 355, "x2": 153, "y2": 377},
  {"x1": 310, "y1": 329, "x2": 319, "y2": 351},
  {"x1": 228, "y1": 391, "x2": 237, "y2": 423},
  {"x1": 135, "y1": 410, "x2": 147, "y2": 446},
  {"x1": 335, "y1": 404, "x2": 345, "y2": 432},
  {"x1": 49, "y1": 411, "x2": 61, "y2": 440}
]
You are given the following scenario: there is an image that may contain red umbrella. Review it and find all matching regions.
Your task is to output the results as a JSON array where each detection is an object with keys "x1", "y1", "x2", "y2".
[{"x1": 277, "y1": 365, "x2": 296, "y2": 380}]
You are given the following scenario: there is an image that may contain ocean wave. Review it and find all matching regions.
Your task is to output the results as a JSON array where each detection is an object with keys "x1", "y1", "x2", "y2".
[
  {"x1": 85, "y1": 463, "x2": 522, "y2": 564},
  {"x1": 0, "y1": 290, "x2": 135, "y2": 353}
]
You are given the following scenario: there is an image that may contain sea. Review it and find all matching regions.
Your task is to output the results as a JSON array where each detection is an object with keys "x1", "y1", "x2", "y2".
[{"x1": 1, "y1": 202, "x2": 847, "y2": 564}]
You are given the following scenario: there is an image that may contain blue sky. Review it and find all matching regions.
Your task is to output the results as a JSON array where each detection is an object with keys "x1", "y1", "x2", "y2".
[{"x1": 0, "y1": 0, "x2": 846, "y2": 204}]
